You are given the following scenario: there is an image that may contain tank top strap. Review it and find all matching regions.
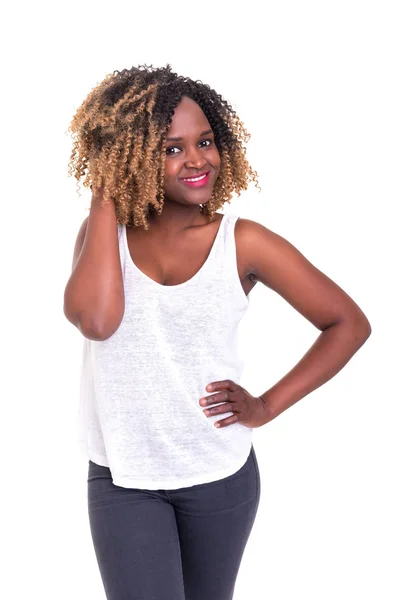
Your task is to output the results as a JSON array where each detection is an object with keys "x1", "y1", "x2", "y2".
[
  {"x1": 116, "y1": 222, "x2": 126, "y2": 269},
  {"x1": 117, "y1": 222, "x2": 123, "y2": 243},
  {"x1": 215, "y1": 213, "x2": 249, "y2": 309}
]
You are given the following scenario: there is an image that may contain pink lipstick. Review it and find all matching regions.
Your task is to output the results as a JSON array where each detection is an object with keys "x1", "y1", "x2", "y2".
[{"x1": 179, "y1": 171, "x2": 211, "y2": 188}]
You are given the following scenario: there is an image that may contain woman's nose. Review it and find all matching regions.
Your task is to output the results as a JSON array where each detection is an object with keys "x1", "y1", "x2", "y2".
[{"x1": 185, "y1": 147, "x2": 206, "y2": 169}]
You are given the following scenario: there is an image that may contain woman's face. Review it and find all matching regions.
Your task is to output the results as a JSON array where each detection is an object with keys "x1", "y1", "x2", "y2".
[{"x1": 163, "y1": 96, "x2": 221, "y2": 206}]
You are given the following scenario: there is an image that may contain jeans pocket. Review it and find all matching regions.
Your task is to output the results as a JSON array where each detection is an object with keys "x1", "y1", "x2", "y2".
[{"x1": 223, "y1": 446, "x2": 259, "y2": 505}]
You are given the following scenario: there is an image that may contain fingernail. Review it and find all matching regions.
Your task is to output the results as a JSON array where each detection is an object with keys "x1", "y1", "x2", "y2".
[{"x1": 207, "y1": 384, "x2": 213, "y2": 391}]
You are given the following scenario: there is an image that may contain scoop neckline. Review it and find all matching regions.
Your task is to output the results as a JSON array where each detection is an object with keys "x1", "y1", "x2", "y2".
[{"x1": 122, "y1": 213, "x2": 228, "y2": 291}]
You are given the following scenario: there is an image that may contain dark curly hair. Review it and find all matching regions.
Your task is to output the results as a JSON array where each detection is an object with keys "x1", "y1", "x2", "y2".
[{"x1": 67, "y1": 63, "x2": 261, "y2": 230}]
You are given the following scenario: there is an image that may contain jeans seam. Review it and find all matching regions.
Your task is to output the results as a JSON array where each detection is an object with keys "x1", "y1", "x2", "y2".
[{"x1": 249, "y1": 446, "x2": 261, "y2": 522}]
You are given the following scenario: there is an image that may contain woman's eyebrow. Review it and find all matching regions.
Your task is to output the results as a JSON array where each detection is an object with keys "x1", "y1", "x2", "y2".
[{"x1": 166, "y1": 129, "x2": 213, "y2": 142}]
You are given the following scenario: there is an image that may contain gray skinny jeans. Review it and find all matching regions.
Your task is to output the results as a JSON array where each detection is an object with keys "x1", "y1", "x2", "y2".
[{"x1": 87, "y1": 445, "x2": 261, "y2": 600}]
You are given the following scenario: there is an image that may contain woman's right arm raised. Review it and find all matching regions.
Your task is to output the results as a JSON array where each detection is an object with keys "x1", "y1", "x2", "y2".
[{"x1": 63, "y1": 188, "x2": 125, "y2": 341}]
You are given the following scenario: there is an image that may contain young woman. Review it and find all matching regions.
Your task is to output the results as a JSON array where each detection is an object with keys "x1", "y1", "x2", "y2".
[{"x1": 64, "y1": 63, "x2": 371, "y2": 600}]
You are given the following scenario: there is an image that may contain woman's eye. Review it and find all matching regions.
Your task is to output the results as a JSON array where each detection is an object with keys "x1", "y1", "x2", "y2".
[{"x1": 166, "y1": 146, "x2": 179, "y2": 155}]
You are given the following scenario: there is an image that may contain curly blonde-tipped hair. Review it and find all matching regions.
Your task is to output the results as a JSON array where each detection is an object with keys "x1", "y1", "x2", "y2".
[{"x1": 67, "y1": 63, "x2": 261, "y2": 230}]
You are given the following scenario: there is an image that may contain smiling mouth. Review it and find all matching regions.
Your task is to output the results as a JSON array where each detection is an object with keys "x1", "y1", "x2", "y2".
[{"x1": 179, "y1": 172, "x2": 211, "y2": 187}]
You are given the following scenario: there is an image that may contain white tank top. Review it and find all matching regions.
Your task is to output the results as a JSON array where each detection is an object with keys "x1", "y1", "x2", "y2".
[{"x1": 77, "y1": 212, "x2": 253, "y2": 490}]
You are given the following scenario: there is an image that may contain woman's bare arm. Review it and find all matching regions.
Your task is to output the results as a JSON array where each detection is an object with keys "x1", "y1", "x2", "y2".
[{"x1": 63, "y1": 188, "x2": 125, "y2": 340}]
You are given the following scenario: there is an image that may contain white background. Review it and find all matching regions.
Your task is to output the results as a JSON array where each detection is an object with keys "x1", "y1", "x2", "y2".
[{"x1": 2, "y1": 1, "x2": 398, "y2": 598}]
